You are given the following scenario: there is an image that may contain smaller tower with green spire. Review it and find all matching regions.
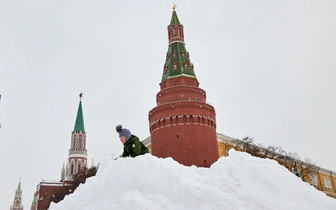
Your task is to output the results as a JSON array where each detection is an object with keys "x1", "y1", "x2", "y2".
[
  {"x1": 10, "y1": 178, "x2": 23, "y2": 210},
  {"x1": 63, "y1": 93, "x2": 88, "y2": 180}
]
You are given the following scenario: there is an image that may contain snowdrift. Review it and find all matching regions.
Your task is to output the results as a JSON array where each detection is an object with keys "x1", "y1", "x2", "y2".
[{"x1": 49, "y1": 150, "x2": 336, "y2": 210}]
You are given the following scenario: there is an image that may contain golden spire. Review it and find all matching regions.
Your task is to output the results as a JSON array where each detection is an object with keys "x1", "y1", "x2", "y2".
[{"x1": 173, "y1": 3, "x2": 177, "y2": 11}]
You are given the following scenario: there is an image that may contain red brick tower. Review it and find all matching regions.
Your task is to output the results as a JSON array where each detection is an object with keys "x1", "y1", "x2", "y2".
[{"x1": 148, "y1": 6, "x2": 219, "y2": 167}]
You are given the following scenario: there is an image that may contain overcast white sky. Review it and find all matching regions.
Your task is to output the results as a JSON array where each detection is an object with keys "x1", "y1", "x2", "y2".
[{"x1": 1, "y1": 0, "x2": 336, "y2": 209}]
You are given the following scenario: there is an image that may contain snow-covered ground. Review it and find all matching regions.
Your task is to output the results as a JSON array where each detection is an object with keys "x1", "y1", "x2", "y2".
[{"x1": 49, "y1": 150, "x2": 336, "y2": 210}]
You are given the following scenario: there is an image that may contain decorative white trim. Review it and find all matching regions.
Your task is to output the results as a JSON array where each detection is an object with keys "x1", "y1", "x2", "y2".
[
  {"x1": 68, "y1": 153, "x2": 87, "y2": 159},
  {"x1": 169, "y1": 40, "x2": 184, "y2": 45}
]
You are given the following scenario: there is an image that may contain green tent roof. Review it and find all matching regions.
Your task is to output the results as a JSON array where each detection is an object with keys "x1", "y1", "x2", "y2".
[
  {"x1": 170, "y1": 10, "x2": 180, "y2": 25},
  {"x1": 162, "y1": 9, "x2": 197, "y2": 82},
  {"x1": 74, "y1": 100, "x2": 85, "y2": 132},
  {"x1": 161, "y1": 42, "x2": 196, "y2": 82}
]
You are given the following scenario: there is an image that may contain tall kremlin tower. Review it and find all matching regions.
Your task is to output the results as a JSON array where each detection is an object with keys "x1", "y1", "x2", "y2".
[
  {"x1": 148, "y1": 6, "x2": 219, "y2": 167},
  {"x1": 30, "y1": 93, "x2": 89, "y2": 210},
  {"x1": 10, "y1": 179, "x2": 24, "y2": 210},
  {"x1": 62, "y1": 93, "x2": 88, "y2": 180}
]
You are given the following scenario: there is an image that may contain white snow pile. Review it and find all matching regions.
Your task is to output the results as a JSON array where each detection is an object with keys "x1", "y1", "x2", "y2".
[{"x1": 49, "y1": 149, "x2": 336, "y2": 210}]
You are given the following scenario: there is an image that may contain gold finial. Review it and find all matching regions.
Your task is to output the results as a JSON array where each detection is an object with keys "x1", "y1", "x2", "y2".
[
  {"x1": 79, "y1": 93, "x2": 83, "y2": 100},
  {"x1": 173, "y1": 4, "x2": 177, "y2": 11}
]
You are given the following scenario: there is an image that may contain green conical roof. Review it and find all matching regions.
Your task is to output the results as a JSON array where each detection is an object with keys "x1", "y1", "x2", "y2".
[
  {"x1": 170, "y1": 10, "x2": 180, "y2": 25},
  {"x1": 74, "y1": 100, "x2": 85, "y2": 132},
  {"x1": 161, "y1": 42, "x2": 196, "y2": 82}
]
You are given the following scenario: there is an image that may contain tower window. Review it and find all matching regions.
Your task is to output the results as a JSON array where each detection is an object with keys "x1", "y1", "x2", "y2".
[
  {"x1": 173, "y1": 50, "x2": 176, "y2": 58},
  {"x1": 184, "y1": 61, "x2": 188, "y2": 70},
  {"x1": 172, "y1": 61, "x2": 178, "y2": 70},
  {"x1": 71, "y1": 164, "x2": 74, "y2": 175},
  {"x1": 72, "y1": 137, "x2": 76, "y2": 148},
  {"x1": 181, "y1": 50, "x2": 185, "y2": 58},
  {"x1": 79, "y1": 136, "x2": 82, "y2": 149}
]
